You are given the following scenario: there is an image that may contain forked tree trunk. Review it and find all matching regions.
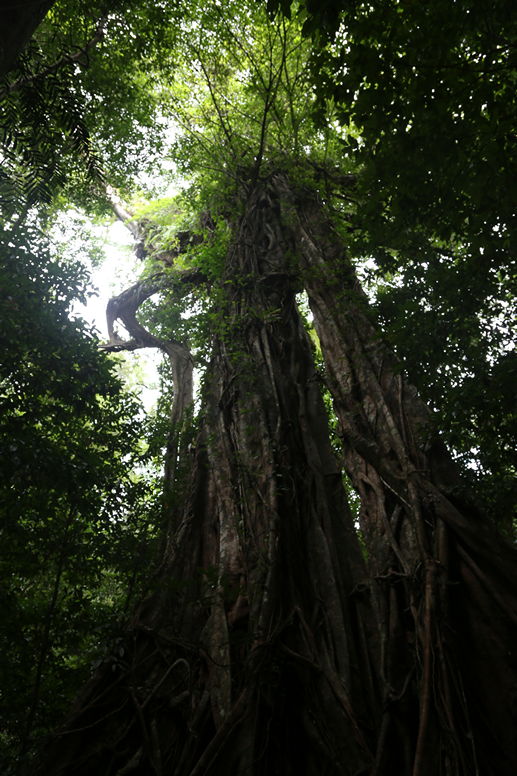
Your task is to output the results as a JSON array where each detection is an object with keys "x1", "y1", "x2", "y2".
[{"x1": 40, "y1": 175, "x2": 517, "y2": 776}]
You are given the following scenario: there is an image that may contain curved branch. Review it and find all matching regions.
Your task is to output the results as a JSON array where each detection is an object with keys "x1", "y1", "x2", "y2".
[
  {"x1": 101, "y1": 185, "x2": 208, "y2": 353},
  {"x1": 100, "y1": 269, "x2": 206, "y2": 352},
  {"x1": 100, "y1": 267, "x2": 206, "y2": 484},
  {"x1": 101, "y1": 272, "x2": 191, "y2": 484},
  {"x1": 100, "y1": 275, "x2": 167, "y2": 351}
]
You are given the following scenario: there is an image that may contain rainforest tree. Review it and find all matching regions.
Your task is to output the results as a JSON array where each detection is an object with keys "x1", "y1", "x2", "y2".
[{"x1": 1, "y1": 1, "x2": 516, "y2": 775}]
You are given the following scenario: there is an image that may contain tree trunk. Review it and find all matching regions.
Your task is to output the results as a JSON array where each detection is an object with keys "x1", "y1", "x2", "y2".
[
  {"x1": 0, "y1": 0, "x2": 56, "y2": 77},
  {"x1": 40, "y1": 175, "x2": 517, "y2": 776},
  {"x1": 292, "y1": 179, "x2": 517, "y2": 775}
]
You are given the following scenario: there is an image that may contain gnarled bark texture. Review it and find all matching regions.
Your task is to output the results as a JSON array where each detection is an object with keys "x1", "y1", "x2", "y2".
[{"x1": 41, "y1": 175, "x2": 517, "y2": 776}]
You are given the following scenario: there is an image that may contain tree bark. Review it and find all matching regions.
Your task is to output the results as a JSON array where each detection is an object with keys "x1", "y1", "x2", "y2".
[
  {"x1": 292, "y1": 179, "x2": 517, "y2": 776},
  {"x1": 40, "y1": 174, "x2": 517, "y2": 776},
  {"x1": 0, "y1": 0, "x2": 56, "y2": 77}
]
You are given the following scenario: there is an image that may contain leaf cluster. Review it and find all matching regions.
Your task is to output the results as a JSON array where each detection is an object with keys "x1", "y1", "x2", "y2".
[
  {"x1": 0, "y1": 220, "x2": 160, "y2": 767},
  {"x1": 301, "y1": 0, "x2": 517, "y2": 263},
  {"x1": 0, "y1": 0, "x2": 184, "y2": 218}
]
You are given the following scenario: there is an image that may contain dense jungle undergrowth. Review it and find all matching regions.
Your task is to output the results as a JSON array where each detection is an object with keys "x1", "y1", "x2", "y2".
[{"x1": 1, "y1": 1, "x2": 516, "y2": 775}]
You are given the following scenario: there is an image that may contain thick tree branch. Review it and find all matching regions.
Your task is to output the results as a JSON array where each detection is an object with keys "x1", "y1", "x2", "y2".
[{"x1": 100, "y1": 270, "x2": 204, "y2": 352}]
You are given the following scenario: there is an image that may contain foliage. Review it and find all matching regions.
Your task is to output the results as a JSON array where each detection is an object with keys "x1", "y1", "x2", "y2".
[
  {"x1": 286, "y1": 0, "x2": 517, "y2": 251},
  {"x1": 165, "y1": 2, "x2": 344, "y2": 199},
  {"x1": 0, "y1": 220, "x2": 158, "y2": 769},
  {"x1": 0, "y1": 0, "x2": 183, "y2": 219},
  {"x1": 0, "y1": 0, "x2": 515, "y2": 771}
]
